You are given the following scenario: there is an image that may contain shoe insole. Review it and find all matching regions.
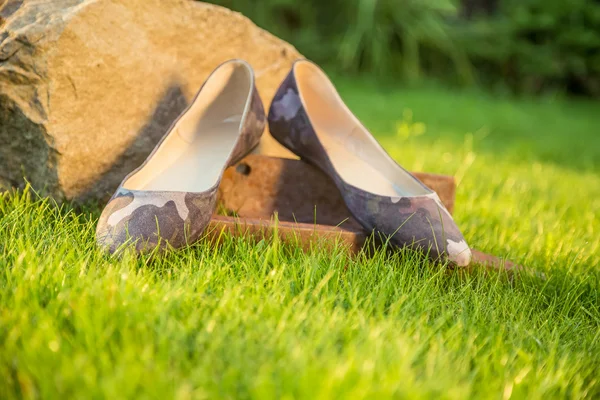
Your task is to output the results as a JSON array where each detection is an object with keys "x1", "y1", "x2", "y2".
[
  {"x1": 121, "y1": 61, "x2": 252, "y2": 193},
  {"x1": 295, "y1": 62, "x2": 431, "y2": 198},
  {"x1": 134, "y1": 119, "x2": 241, "y2": 192},
  {"x1": 308, "y1": 116, "x2": 430, "y2": 197},
  {"x1": 317, "y1": 128, "x2": 412, "y2": 197}
]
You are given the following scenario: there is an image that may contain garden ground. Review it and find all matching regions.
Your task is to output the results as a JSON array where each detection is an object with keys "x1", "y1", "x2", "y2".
[{"x1": 1, "y1": 78, "x2": 599, "y2": 399}]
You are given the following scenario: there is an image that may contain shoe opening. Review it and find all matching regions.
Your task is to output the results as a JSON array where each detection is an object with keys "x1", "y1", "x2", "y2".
[
  {"x1": 122, "y1": 60, "x2": 254, "y2": 192},
  {"x1": 293, "y1": 60, "x2": 432, "y2": 198}
]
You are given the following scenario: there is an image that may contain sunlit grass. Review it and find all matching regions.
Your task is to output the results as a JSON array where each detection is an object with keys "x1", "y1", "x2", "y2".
[
  {"x1": 339, "y1": 80, "x2": 600, "y2": 275},
  {"x1": 1, "y1": 81, "x2": 599, "y2": 399}
]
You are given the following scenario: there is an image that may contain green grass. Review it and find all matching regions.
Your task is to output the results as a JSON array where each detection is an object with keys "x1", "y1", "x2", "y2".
[{"x1": 1, "y1": 80, "x2": 599, "y2": 399}]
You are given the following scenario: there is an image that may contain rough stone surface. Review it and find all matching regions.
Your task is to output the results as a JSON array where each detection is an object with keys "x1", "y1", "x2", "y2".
[{"x1": 0, "y1": 0, "x2": 299, "y2": 201}]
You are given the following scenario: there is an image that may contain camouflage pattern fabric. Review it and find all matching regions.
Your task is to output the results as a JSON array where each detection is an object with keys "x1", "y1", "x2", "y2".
[
  {"x1": 96, "y1": 188, "x2": 217, "y2": 253},
  {"x1": 97, "y1": 63, "x2": 266, "y2": 254},
  {"x1": 268, "y1": 60, "x2": 471, "y2": 266}
]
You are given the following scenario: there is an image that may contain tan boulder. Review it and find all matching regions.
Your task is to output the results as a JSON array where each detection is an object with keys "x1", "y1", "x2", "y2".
[{"x1": 0, "y1": 0, "x2": 298, "y2": 201}]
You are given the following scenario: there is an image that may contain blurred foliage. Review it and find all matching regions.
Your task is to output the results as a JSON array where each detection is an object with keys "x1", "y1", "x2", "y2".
[
  {"x1": 456, "y1": 0, "x2": 600, "y2": 96},
  {"x1": 205, "y1": 0, "x2": 600, "y2": 97},
  {"x1": 396, "y1": 109, "x2": 427, "y2": 141},
  {"x1": 207, "y1": 0, "x2": 473, "y2": 83}
]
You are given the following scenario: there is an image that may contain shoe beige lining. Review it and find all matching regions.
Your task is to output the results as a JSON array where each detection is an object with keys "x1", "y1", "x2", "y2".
[
  {"x1": 294, "y1": 61, "x2": 431, "y2": 198},
  {"x1": 123, "y1": 60, "x2": 253, "y2": 192}
]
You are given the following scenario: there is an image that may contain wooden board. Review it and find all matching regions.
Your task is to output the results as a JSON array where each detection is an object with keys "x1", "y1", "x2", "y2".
[
  {"x1": 213, "y1": 155, "x2": 518, "y2": 272},
  {"x1": 206, "y1": 216, "x2": 519, "y2": 272},
  {"x1": 218, "y1": 154, "x2": 455, "y2": 228}
]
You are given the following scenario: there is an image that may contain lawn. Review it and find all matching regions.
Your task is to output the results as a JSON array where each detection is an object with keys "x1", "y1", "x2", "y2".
[{"x1": 1, "y1": 78, "x2": 599, "y2": 399}]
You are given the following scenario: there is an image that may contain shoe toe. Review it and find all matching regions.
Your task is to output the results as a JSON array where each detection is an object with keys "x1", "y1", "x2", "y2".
[
  {"x1": 96, "y1": 190, "x2": 195, "y2": 254},
  {"x1": 392, "y1": 194, "x2": 472, "y2": 266},
  {"x1": 446, "y1": 239, "x2": 472, "y2": 267},
  {"x1": 362, "y1": 193, "x2": 472, "y2": 266}
]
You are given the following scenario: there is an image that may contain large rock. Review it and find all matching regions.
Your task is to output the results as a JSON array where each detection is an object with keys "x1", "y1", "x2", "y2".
[{"x1": 0, "y1": 0, "x2": 299, "y2": 201}]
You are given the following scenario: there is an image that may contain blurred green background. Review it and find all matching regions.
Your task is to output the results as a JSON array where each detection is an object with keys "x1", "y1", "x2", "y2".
[{"x1": 206, "y1": 0, "x2": 600, "y2": 97}]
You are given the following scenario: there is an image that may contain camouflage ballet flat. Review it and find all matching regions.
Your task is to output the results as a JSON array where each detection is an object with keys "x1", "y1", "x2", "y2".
[
  {"x1": 96, "y1": 60, "x2": 265, "y2": 254},
  {"x1": 268, "y1": 59, "x2": 471, "y2": 266}
]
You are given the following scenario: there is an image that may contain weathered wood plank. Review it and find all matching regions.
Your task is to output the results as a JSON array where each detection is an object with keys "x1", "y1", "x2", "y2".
[
  {"x1": 213, "y1": 155, "x2": 519, "y2": 272},
  {"x1": 206, "y1": 216, "x2": 518, "y2": 272},
  {"x1": 218, "y1": 155, "x2": 455, "y2": 231}
]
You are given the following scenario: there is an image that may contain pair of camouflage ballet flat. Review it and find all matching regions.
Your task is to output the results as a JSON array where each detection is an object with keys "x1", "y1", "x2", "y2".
[{"x1": 96, "y1": 59, "x2": 472, "y2": 266}]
